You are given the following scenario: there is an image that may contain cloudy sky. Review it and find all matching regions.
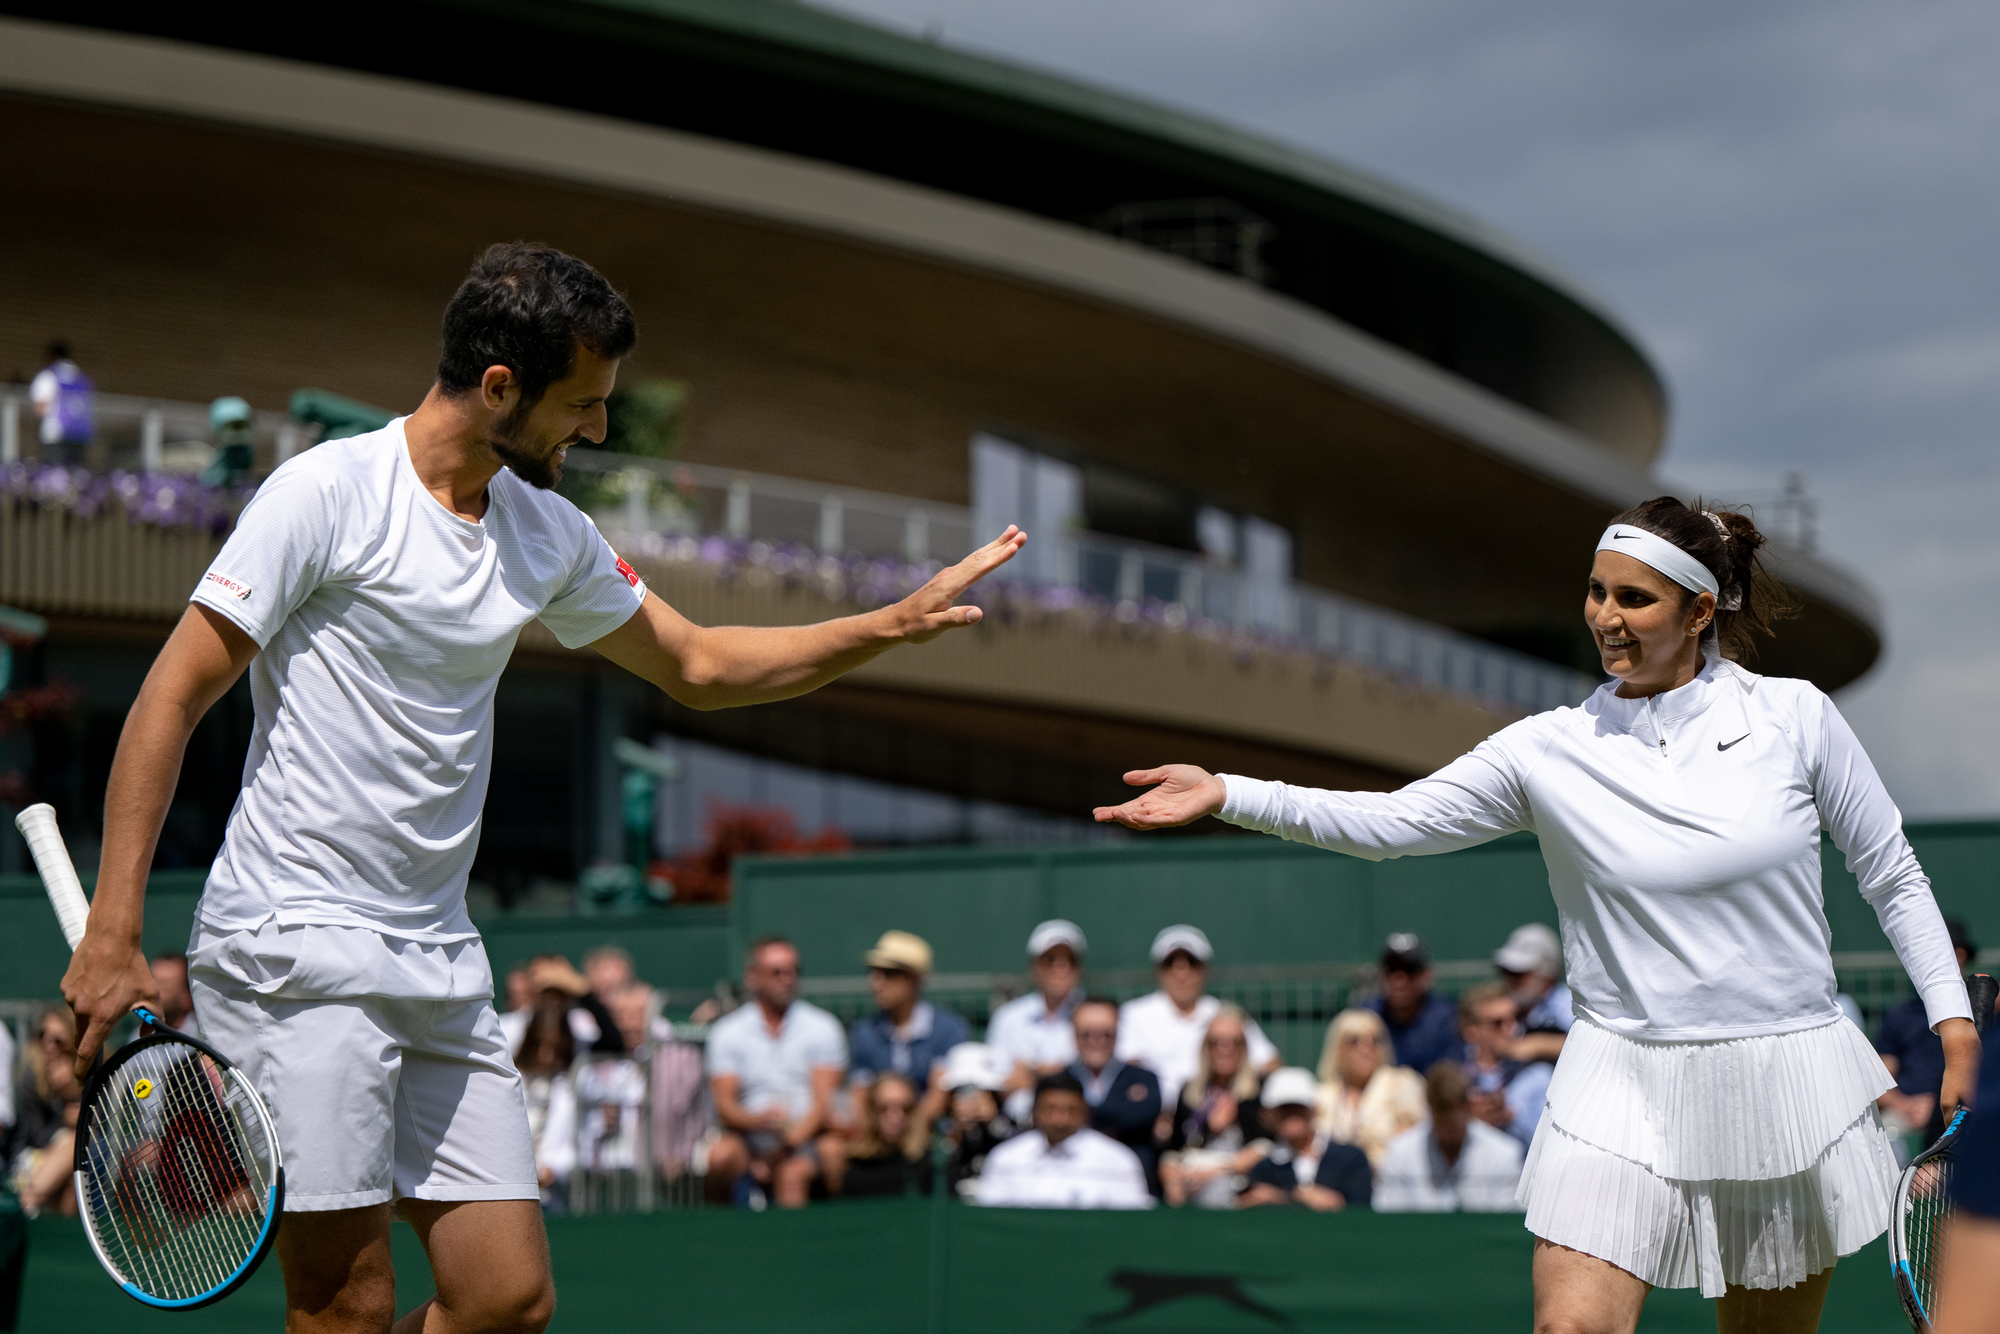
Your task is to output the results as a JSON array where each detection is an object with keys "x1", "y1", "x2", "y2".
[{"x1": 822, "y1": 0, "x2": 2000, "y2": 817}]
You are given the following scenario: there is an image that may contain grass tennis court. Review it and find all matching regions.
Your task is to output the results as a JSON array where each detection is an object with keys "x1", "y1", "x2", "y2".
[{"x1": 15, "y1": 1201, "x2": 1908, "y2": 1331}]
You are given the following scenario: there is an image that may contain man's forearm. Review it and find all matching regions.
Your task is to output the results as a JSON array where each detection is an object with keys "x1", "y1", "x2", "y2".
[
  {"x1": 675, "y1": 614, "x2": 898, "y2": 711},
  {"x1": 92, "y1": 684, "x2": 204, "y2": 939}
]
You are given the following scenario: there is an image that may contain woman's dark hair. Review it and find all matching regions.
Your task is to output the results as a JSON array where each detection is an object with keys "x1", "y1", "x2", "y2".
[
  {"x1": 437, "y1": 242, "x2": 637, "y2": 404},
  {"x1": 514, "y1": 996, "x2": 576, "y2": 1076},
  {"x1": 1608, "y1": 496, "x2": 1800, "y2": 661}
]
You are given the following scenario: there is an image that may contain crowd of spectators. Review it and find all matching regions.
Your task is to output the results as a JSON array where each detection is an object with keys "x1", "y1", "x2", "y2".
[
  {"x1": 502, "y1": 918, "x2": 1579, "y2": 1215},
  {"x1": 12, "y1": 902, "x2": 1960, "y2": 1224}
]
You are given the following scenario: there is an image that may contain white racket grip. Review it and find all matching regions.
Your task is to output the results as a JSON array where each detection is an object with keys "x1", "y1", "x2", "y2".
[{"x1": 14, "y1": 803, "x2": 91, "y2": 951}]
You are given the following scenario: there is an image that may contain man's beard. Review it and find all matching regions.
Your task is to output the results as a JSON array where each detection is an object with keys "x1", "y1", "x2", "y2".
[{"x1": 489, "y1": 402, "x2": 566, "y2": 491}]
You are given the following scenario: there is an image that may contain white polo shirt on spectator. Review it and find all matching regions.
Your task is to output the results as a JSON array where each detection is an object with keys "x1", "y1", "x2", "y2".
[
  {"x1": 986, "y1": 988, "x2": 1083, "y2": 1071},
  {"x1": 975, "y1": 1127, "x2": 1151, "y2": 1209},
  {"x1": 704, "y1": 999, "x2": 847, "y2": 1121},
  {"x1": 1374, "y1": 1120, "x2": 1525, "y2": 1213},
  {"x1": 1115, "y1": 991, "x2": 1277, "y2": 1109}
]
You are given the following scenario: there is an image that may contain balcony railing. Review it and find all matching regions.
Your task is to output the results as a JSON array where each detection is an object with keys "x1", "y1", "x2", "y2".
[
  {"x1": 0, "y1": 381, "x2": 1596, "y2": 716},
  {"x1": 564, "y1": 448, "x2": 1598, "y2": 716},
  {"x1": 0, "y1": 389, "x2": 311, "y2": 472}
]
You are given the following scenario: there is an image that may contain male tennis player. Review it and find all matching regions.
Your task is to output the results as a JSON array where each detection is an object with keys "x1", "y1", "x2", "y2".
[{"x1": 61, "y1": 243, "x2": 1023, "y2": 1333}]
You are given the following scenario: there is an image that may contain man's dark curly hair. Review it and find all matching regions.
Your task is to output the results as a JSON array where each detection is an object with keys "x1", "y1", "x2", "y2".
[{"x1": 436, "y1": 242, "x2": 636, "y2": 405}]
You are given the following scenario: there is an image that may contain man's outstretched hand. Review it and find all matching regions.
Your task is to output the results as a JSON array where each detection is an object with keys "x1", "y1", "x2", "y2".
[
  {"x1": 1093, "y1": 765, "x2": 1228, "y2": 831},
  {"x1": 890, "y1": 527, "x2": 1026, "y2": 645}
]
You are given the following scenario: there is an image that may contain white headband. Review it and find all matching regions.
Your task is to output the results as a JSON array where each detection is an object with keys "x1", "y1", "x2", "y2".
[{"x1": 1597, "y1": 524, "x2": 1719, "y2": 599}]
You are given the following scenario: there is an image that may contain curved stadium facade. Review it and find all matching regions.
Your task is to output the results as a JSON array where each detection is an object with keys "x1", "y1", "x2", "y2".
[{"x1": 0, "y1": 3, "x2": 1881, "y2": 889}]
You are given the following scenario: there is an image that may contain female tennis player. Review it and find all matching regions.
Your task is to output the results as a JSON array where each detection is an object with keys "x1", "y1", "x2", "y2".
[{"x1": 1097, "y1": 498, "x2": 1977, "y2": 1334}]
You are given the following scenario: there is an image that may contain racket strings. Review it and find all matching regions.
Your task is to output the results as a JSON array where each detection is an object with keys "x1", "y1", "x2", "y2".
[
  {"x1": 81, "y1": 1044, "x2": 276, "y2": 1302},
  {"x1": 1902, "y1": 1155, "x2": 1953, "y2": 1320}
]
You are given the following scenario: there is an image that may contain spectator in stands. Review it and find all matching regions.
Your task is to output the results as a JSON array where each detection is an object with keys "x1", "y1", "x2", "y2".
[
  {"x1": 585, "y1": 945, "x2": 637, "y2": 1002},
  {"x1": 706, "y1": 937, "x2": 849, "y2": 1208},
  {"x1": 1457, "y1": 983, "x2": 1550, "y2": 1151},
  {"x1": 976, "y1": 1073, "x2": 1151, "y2": 1209},
  {"x1": 1068, "y1": 996, "x2": 1163, "y2": 1188},
  {"x1": 1239, "y1": 1067, "x2": 1371, "y2": 1212},
  {"x1": 1313, "y1": 1008, "x2": 1427, "y2": 1168},
  {"x1": 1879, "y1": 917, "x2": 1977, "y2": 1146},
  {"x1": 1492, "y1": 923, "x2": 1572, "y2": 1062},
  {"x1": 0, "y1": 1017, "x2": 13, "y2": 1148},
  {"x1": 938, "y1": 1043, "x2": 1018, "y2": 1190},
  {"x1": 1118, "y1": 925, "x2": 1278, "y2": 1111},
  {"x1": 608, "y1": 982, "x2": 665, "y2": 1051},
  {"x1": 1162, "y1": 1005, "x2": 1272, "y2": 1208},
  {"x1": 1375, "y1": 1062, "x2": 1524, "y2": 1213},
  {"x1": 513, "y1": 997, "x2": 579, "y2": 1214},
  {"x1": 850, "y1": 930, "x2": 969, "y2": 1134},
  {"x1": 842, "y1": 1072, "x2": 930, "y2": 1198},
  {"x1": 1362, "y1": 933, "x2": 1460, "y2": 1074},
  {"x1": 500, "y1": 962, "x2": 534, "y2": 1039},
  {"x1": 500, "y1": 953, "x2": 625, "y2": 1055},
  {"x1": 29, "y1": 341, "x2": 92, "y2": 465},
  {"x1": 148, "y1": 950, "x2": 197, "y2": 1033},
  {"x1": 987, "y1": 920, "x2": 1087, "y2": 1122},
  {"x1": 10, "y1": 1004, "x2": 81, "y2": 1217}
]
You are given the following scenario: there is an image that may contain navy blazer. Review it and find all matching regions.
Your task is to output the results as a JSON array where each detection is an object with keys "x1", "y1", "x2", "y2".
[
  {"x1": 1244, "y1": 1140, "x2": 1374, "y2": 1209},
  {"x1": 1067, "y1": 1060, "x2": 1162, "y2": 1156}
]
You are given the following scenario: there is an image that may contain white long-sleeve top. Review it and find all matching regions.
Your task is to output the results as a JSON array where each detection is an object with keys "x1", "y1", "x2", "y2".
[{"x1": 1221, "y1": 656, "x2": 1968, "y2": 1042}]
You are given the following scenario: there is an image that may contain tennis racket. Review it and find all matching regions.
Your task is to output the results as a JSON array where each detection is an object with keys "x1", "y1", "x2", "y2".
[
  {"x1": 1890, "y1": 969, "x2": 1998, "y2": 1332},
  {"x1": 14, "y1": 802, "x2": 285, "y2": 1310}
]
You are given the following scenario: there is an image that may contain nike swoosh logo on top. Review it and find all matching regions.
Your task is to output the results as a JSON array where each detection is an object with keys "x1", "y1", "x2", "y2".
[{"x1": 1718, "y1": 734, "x2": 1750, "y2": 751}]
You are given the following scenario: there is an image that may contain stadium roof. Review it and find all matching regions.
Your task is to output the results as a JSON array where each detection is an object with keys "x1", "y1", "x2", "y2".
[{"x1": 18, "y1": 0, "x2": 1667, "y2": 458}]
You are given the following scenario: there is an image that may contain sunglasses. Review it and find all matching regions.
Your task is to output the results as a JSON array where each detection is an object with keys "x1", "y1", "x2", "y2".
[{"x1": 1074, "y1": 1027, "x2": 1117, "y2": 1040}]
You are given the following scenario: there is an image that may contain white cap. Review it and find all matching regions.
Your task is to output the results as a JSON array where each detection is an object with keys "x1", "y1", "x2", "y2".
[
  {"x1": 941, "y1": 1042, "x2": 1006, "y2": 1093},
  {"x1": 1261, "y1": 1066, "x2": 1318, "y2": 1110},
  {"x1": 1150, "y1": 924, "x2": 1213, "y2": 964},
  {"x1": 1027, "y1": 919, "x2": 1086, "y2": 958},
  {"x1": 1493, "y1": 923, "x2": 1561, "y2": 977}
]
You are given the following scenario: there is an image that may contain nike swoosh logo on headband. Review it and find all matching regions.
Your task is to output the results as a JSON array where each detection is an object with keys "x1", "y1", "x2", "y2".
[{"x1": 1612, "y1": 534, "x2": 1640, "y2": 540}]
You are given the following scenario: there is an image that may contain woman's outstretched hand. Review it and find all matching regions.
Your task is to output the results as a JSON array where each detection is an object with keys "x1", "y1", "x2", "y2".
[{"x1": 1093, "y1": 765, "x2": 1227, "y2": 830}]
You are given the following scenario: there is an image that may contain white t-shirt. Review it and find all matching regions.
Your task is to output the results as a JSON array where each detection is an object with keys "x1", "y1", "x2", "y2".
[
  {"x1": 1374, "y1": 1119, "x2": 1525, "y2": 1213},
  {"x1": 975, "y1": 1127, "x2": 1152, "y2": 1209},
  {"x1": 191, "y1": 422, "x2": 646, "y2": 946},
  {"x1": 1221, "y1": 655, "x2": 1968, "y2": 1042},
  {"x1": 1115, "y1": 991, "x2": 1278, "y2": 1110}
]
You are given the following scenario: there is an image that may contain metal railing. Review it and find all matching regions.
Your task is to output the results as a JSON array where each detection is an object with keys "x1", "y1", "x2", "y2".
[
  {"x1": 0, "y1": 390, "x2": 313, "y2": 473},
  {"x1": 564, "y1": 449, "x2": 1597, "y2": 716}
]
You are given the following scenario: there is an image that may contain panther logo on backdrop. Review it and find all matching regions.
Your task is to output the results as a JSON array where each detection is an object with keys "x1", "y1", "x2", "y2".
[{"x1": 1082, "y1": 1268, "x2": 1293, "y2": 1328}]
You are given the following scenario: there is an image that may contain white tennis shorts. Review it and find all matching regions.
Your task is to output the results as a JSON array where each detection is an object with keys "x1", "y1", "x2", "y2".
[{"x1": 188, "y1": 922, "x2": 539, "y2": 1212}]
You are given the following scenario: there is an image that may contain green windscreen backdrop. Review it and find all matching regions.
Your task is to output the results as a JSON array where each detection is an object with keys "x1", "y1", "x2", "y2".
[
  {"x1": 14, "y1": 1202, "x2": 1911, "y2": 1333},
  {"x1": 729, "y1": 822, "x2": 2000, "y2": 979},
  {"x1": 2, "y1": 821, "x2": 1994, "y2": 997}
]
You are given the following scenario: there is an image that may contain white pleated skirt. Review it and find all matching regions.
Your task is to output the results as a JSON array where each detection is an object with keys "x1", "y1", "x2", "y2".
[{"x1": 1518, "y1": 1013, "x2": 1899, "y2": 1298}]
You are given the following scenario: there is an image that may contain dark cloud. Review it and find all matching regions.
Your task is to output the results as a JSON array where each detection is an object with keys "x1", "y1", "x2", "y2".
[{"x1": 823, "y1": 0, "x2": 2000, "y2": 813}]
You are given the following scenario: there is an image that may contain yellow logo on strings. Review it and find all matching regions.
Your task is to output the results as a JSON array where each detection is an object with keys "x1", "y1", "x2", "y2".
[{"x1": 132, "y1": 1078, "x2": 154, "y2": 1100}]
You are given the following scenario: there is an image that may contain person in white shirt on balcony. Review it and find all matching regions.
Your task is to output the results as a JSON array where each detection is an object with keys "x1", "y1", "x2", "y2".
[
  {"x1": 976, "y1": 1072, "x2": 1151, "y2": 1210},
  {"x1": 1116, "y1": 925, "x2": 1278, "y2": 1111},
  {"x1": 986, "y1": 919, "x2": 1087, "y2": 1122},
  {"x1": 1096, "y1": 497, "x2": 1972, "y2": 1334}
]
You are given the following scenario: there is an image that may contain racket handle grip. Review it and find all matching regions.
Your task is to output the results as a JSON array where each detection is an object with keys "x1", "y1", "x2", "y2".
[
  {"x1": 14, "y1": 803, "x2": 91, "y2": 951},
  {"x1": 1970, "y1": 973, "x2": 1998, "y2": 1039}
]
